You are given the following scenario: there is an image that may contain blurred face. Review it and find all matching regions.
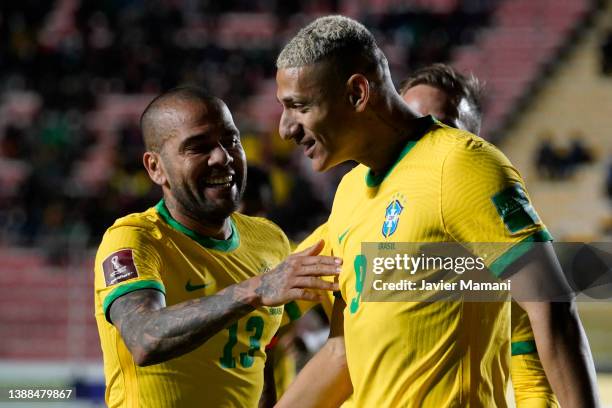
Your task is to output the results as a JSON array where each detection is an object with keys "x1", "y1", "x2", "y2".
[
  {"x1": 276, "y1": 64, "x2": 354, "y2": 172},
  {"x1": 402, "y1": 84, "x2": 479, "y2": 135},
  {"x1": 158, "y1": 99, "x2": 246, "y2": 222},
  {"x1": 402, "y1": 84, "x2": 456, "y2": 126}
]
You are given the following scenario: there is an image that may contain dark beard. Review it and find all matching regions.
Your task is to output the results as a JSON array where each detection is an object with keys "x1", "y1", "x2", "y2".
[
  {"x1": 172, "y1": 182, "x2": 242, "y2": 227},
  {"x1": 163, "y1": 159, "x2": 247, "y2": 227}
]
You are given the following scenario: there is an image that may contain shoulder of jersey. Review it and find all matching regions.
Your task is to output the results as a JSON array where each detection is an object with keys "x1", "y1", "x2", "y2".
[
  {"x1": 335, "y1": 123, "x2": 504, "y2": 192},
  {"x1": 233, "y1": 212, "x2": 289, "y2": 242},
  {"x1": 332, "y1": 123, "x2": 472, "y2": 181},
  {"x1": 429, "y1": 121, "x2": 502, "y2": 155},
  {"x1": 106, "y1": 207, "x2": 162, "y2": 235}
]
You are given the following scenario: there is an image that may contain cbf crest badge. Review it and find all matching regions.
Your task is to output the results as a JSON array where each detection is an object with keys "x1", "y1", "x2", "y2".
[{"x1": 382, "y1": 194, "x2": 406, "y2": 238}]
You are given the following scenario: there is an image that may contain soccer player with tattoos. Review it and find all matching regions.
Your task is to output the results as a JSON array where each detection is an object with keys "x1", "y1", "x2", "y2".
[{"x1": 93, "y1": 86, "x2": 340, "y2": 408}]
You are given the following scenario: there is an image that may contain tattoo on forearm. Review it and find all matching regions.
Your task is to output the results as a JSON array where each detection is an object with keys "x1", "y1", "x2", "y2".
[
  {"x1": 111, "y1": 282, "x2": 255, "y2": 366},
  {"x1": 255, "y1": 261, "x2": 288, "y2": 301}
]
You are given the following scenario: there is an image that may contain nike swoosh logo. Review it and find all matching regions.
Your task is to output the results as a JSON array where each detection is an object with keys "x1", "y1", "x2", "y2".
[
  {"x1": 338, "y1": 228, "x2": 350, "y2": 244},
  {"x1": 185, "y1": 280, "x2": 209, "y2": 292}
]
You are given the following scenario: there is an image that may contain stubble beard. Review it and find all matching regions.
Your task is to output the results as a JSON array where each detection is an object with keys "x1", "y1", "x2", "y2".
[{"x1": 172, "y1": 182, "x2": 242, "y2": 226}]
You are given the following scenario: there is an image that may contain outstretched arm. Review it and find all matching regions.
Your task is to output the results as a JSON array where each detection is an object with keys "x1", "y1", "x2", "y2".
[
  {"x1": 275, "y1": 296, "x2": 352, "y2": 408},
  {"x1": 109, "y1": 241, "x2": 341, "y2": 366}
]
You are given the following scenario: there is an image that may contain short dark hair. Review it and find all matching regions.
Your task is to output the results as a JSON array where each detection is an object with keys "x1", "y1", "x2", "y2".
[
  {"x1": 400, "y1": 63, "x2": 483, "y2": 135},
  {"x1": 140, "y1": 86, "x2": 217, "y2": 152}
]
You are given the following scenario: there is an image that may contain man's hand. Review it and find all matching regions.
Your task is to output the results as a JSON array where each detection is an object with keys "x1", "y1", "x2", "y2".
[
  {"x1": 253, "y1": 240, "x2": 341, "y2": 306},
  {"x1": 109, "y1": 239, "x2": 341, "y2": 366}
]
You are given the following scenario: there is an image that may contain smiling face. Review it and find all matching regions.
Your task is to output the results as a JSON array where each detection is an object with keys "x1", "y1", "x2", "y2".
[
  {"x1": 276, "y1": 63, "x2": 356, "y2": 172},
  {"x1": 146, "y1": 98, "x2": 246, "y2": 223}
]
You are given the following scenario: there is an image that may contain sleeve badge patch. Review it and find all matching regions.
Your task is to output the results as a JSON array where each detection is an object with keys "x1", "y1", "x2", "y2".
[
  {"x1": 492, "y1": 183, "x2": 541, "y2": 233},
  {"x1": 102, "y1": 249, "x2": 139, "y2": 286}
]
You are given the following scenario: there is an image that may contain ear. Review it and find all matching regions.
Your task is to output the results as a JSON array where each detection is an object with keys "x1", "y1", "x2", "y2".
[
  {"x1": 143, "y1": 151, "x2": 167, "y2": 187},
  {"x1": 346, "y1": 74, "x2": 370, "y2": 113}
]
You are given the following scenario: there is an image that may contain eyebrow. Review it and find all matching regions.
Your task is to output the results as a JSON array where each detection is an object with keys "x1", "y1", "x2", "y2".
[
  {"x1": 179, "y1": 127, "x2": 239, "y2": 149},
  {"x1": 279, "y1": 95, "x2": 310, "y2": 106},
  {"x1": 278, "y1": 95, "x2": 294, "y2": 104},
  {"x1": 179, "y1": 133, "x2": 209, "y2": 151}
]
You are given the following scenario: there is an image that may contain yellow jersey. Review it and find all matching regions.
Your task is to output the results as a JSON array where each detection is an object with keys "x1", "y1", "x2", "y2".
[
  {"x1": 94, "y1": 200, "x2": 290, "y2": 408},
  {"x1": 326, "y1": 116, "x2": 552, "y2": 407},
  {"x1": 296, "y1": 233, "x2": 557, "y2": 406},
  {"x1": 295, "y1": 229, "x2": 558, "y2": 407},
  {"x1": 292, "y1": 223, "x2": 336, "y2": 318}
]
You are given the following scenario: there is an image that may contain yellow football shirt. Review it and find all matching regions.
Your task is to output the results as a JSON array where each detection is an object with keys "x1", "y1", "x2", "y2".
[
  {"x1": 94, "y1": 200, "x2": 290, "y2": 408},
  {"x1": 295, "y1": 227, "x2": 558, "y2": 407},
  {"x1": 291, "y1": 223, "x2": 335, "y2": 318},
  {"x1": 325, "y1": 116, "x2": 552, "y2": 407}
]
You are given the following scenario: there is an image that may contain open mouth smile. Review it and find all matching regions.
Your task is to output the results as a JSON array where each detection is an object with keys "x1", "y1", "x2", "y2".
[{"x1": 204, "y1": 175, "x2": 233, "y2": 188}]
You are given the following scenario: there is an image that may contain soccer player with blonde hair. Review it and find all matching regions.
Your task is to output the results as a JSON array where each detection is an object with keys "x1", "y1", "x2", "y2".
[
  {"x1": 295, "y1": 62, "x2": 560, "y2": 407},
  {"x1": 275, "y1": 16, "x2": 599, "y2": 407}
]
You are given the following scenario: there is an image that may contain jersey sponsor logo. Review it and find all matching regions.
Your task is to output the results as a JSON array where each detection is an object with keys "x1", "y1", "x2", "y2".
[
  {"x1": 185, "y1": 280, "x2": 209, "y2": 292},
  {"x1": 338, "y1": 228, "x2": 350, "y2": 244},
  {"x1": 382, "y1": 199, "x2": 404, "y2": 238},
  {"x1": 102, "y1": 249, "x2": 139, "y2": 286}
]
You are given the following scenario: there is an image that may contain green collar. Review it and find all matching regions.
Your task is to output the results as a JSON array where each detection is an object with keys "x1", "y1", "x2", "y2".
[
  {"x1": 365, "y1": 115, "x2": 435, "y2": 187},
  {"x1": 155, "y1": 199, "x2": 240, "y2": 252}
]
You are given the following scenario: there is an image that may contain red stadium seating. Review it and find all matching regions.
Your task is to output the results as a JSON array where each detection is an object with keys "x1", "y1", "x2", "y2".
[
  {"x1": 452, "y1": 0, "x2": 588, "y2": 139},
  {"x1": 0, "y1": 250, "x2": 100, "y2": 361}
]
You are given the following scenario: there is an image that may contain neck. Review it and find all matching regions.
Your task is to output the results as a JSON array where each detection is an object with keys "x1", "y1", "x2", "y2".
[
  {"x1": 353, "y1": 93, "x2": 421, "y2": 174},
  {"x1": 163, "y1": 197, "x2": 232, "y2": 240}
]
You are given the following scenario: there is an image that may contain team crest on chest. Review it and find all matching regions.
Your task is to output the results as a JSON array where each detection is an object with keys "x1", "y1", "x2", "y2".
[{"x1": 382, "y1": 193, "x2": 406, "y2": 238}]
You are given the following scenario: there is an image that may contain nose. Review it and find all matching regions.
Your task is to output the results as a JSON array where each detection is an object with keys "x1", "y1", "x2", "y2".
[
  {"x1": 208, "y1": 143, "x2": 233, "y2": 167},
  {"x1": 279, "y1": 110, "x2": 302, "y2": 141}
]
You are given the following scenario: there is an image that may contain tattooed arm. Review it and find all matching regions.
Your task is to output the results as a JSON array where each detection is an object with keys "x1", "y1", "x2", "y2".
[{"x1": 109, "y1": 240, "x2": 340, "y2": 366}]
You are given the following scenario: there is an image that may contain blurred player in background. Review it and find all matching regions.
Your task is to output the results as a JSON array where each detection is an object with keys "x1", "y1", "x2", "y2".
[
  {"x1": 275, "y1": 15, "x2": 598, "y2": 407},
  {"x1": 93, "y1": 86, "x2": 341, "y2": 407},
  {"x1": 399, "y1": 63, "x2": 482, "y2": 136},
  {"x1": 239, "y1": 165, "x2": 275, "y2": 218},
  {"x1": 294, "y1": 62, "x2": 560, "y2": 407}
]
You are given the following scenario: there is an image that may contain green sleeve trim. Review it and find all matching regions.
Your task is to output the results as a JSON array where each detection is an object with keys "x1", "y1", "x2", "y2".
[
  {"x1": 488, "y1": 229, "x2": 553, "y2": 277},
  {"x1": 103, "y1": 280, "x2": 166, "y2": 323},
  {"x1": 511, "y1": 340, "x2": 537, "y2": 356},
  {"x1": 155, "y1": 199, "x2": 240, "y2": 252},
  {"x1": 284, "y1": 301, "x2": 302, "y2": 322}
]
